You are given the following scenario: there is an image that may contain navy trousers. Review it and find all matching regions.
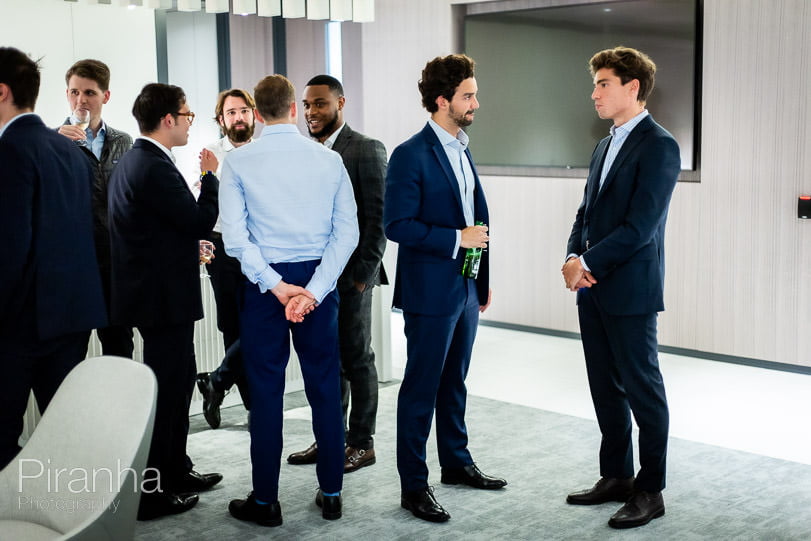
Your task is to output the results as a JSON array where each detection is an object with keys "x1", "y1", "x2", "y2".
[
  {"x1": 138, "y1": 321, "x2": 197, "y2": 490},
  {"x1": 577, "y1": 288, "x2": 669, "y2": 492},
  {"x1": 397, "y1": 280, "x2": 480, "y2": 493},
  {"x1": 241, "y1": 261, "x2": 344, "y2": 502}
]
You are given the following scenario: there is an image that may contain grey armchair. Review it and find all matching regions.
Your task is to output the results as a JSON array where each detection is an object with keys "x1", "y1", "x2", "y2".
[{"x1": 0, "y1": 356, "x2": 157, "y2": 540}]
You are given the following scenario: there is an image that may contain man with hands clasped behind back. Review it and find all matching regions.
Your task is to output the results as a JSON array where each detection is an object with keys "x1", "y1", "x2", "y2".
[{"x1": 221, "y1": 75, "x2": 358, "y2": 527}]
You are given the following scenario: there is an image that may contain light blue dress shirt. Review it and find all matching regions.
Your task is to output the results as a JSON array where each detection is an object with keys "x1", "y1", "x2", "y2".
[
  {"x1": 428, "y1": 119, "x2": 476, "y2": 257},
  {"x1": 219, "y1": 123, "x2": 359, "y2": 302},
  {"x1": 85, "y1": 121, "x2": 106, "y2": 160}
]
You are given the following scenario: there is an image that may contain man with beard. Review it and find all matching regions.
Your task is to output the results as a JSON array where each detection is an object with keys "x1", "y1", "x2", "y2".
[
  {"x1": 286, "y1": 75, "x2": 387, "y2": 474},
  {"x1": 384, "y1": 54, "x2": 506, "y2": 524},
  {"x1": 196, "y1": 89, "x2": 256, "y2": 428}
]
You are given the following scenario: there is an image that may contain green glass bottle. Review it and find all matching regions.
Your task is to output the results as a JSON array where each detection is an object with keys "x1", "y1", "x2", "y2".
[{"x1": 461, "y1": 221, "x2": 485, "y2": 279}]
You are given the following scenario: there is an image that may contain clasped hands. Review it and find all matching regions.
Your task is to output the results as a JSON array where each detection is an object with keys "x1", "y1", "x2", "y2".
[
  {"x1": 561, "y1": 257, "x2": 597, "y2": 292},
  {"x1": 271, "y1": 280, "x2": 317, "y2": 323}
]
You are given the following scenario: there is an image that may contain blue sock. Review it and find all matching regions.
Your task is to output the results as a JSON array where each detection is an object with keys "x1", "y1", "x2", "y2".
[
  {"x1": 254, "y1": 497, "x2": 269, "y2": 505},
  {"x1": 321, "y1": 491, "x2": 340, "y2": 497}
]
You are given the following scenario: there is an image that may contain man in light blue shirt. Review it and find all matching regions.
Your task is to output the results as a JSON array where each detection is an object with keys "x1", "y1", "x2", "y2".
[{"x1": 221, "y1": 74, "x2": 358, "y2": 527}]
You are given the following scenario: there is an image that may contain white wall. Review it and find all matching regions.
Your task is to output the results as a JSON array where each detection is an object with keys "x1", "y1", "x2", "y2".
[
  {"x1": 165, "y1": 10, "x2": 222, "y2": 186},
  {"x1": 362, "y1": 0, "x2": 811, "y2": 368},
  {"x1": 0, "y1": 0, "x2": 156, "y2": 137}
]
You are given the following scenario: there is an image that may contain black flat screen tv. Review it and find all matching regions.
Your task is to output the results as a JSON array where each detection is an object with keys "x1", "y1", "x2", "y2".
[{"x1": 463, "y1": 0, "x2": 700, "y2": 178}]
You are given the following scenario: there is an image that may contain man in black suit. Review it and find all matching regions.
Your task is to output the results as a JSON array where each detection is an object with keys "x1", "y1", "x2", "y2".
[
  {"x1": 108, "y1": 83, "x2": 222, "y2": 520},
  {"x1": 286, "y1": 75, "x2": 387, "y2": 473},
  {"x1": 0, "y1": 47, "x2": 107, "y2": 469},
  {"x1": 57, "y1": 59, "x2": 134, "y2": 358},
  {"x1": 563, "y1": 46, "x2": 681, "y2": 529}
]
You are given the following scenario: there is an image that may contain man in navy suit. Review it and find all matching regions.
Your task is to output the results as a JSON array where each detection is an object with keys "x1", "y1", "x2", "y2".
[
  {"x1": 563, "y1": 46, "x2": 681, "y2": 529},
  {"x1": 108, "y1": 83, "x2": 222, "y2": 520},
  {"x1": 0, "y1": 47, "x2": 107, "y2": 469},
  {"x1": 385, "y1": 54, "x2": 506, "y2": 524}
]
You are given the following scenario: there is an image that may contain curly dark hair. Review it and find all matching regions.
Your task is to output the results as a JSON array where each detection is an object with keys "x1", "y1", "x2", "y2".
[
  {"x1": 418, "y1": 54, "x2": 475, "y2": 113},
  {"x1": 589, "y1": 46, "x2": 657, "y2": 103}
]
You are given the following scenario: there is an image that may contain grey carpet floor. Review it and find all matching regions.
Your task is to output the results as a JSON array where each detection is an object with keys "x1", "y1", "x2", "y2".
[{"x1": 134, "y1": 384, "x2": 811, "y2": 540}]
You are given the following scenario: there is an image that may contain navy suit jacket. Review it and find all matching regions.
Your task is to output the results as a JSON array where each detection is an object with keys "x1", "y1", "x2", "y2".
[
  {"x1": 108, "y1": 139, "x2": 218, "y2": 327},
  {"x1": 332, "y1": 124, "x2": 389, "y2": 289},
  {"x1": 385, "y1": 122, "x2": 489, "y2": 316},
  {"x1": 566, "y1": 115, "x2": 680, "y2": 316},
  {"x1": 0, "y1": 114, "x2": 107, "y2": 341}
]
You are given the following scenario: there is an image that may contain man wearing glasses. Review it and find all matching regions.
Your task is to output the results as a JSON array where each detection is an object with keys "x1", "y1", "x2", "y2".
[
  {"x1": 108, "y1": 83, "x2": 222, "y2": 521},
  {"x1": 196, "y1": 88, "x2": 257, "y2": 428}
]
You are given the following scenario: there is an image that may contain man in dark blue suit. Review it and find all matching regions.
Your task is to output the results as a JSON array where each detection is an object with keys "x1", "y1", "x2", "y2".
[
  {"x1": 0, "y1": 47, "x2": 107, "y2": 469},
  {"x1": 385, "y1": 54, "x2": 506, "y2": 524},
  {"x1": 108, "y1": 83, "x2": 222, "y2": 520},
  {"x1": 563, "y1": 46, "x2": 681, "y2": 529}
]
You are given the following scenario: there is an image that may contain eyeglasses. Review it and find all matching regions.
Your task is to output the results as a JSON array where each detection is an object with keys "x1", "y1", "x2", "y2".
[{"x1": 175, "y1": 111, "x2": 195, "y2": 125}]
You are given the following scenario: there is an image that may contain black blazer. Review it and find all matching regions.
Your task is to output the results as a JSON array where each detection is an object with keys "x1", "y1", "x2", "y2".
[
  {"x1": 566, "y1": 115, "x2": 681, "y2": 316},
  {"x1": 0, "y1": 114, "x2": 107, "y2": 340},
  {"x1": 108, "y1": 138, "x2": 218, "y2": 327},
  {"x1": 385, "y1": 122, "x2": 489, "y2": 316},
  {"x1": 332, "y1": 124, "x2": 389, "y2": 289}
]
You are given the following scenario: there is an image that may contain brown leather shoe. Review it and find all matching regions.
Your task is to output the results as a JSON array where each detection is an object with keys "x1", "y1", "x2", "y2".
[
  {"x1": 344, "y1": 446, "x2": 376, "y2": 473},
  {"x1": 287, "y1": 442, "x2": 318, "y2": 465},
  {"x1": 566, "y1": 477, "x2": 634, "y2": 505}
]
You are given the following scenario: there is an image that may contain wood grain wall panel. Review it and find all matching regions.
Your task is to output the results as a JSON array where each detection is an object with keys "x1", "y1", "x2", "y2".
[{"x1": 363, "y1": 0, "x2": 811, "y2": 368}]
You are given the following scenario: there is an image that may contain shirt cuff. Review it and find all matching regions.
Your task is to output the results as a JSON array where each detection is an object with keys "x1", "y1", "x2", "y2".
[
  {"x1": 579, "y1": 256, "x2": 591, "y2": 273},
  {"x1": 453, "y1": 230, "x2": 462, "y2": 258}
]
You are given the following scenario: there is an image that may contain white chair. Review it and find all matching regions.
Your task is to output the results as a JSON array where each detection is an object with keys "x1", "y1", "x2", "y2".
[{"x1": 0, "y1": 356, "x2": 157, "y2": 540}]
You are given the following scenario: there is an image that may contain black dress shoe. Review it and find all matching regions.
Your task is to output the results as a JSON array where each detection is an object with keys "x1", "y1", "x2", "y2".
[
  {"x1": 315, "y1": 489, "x2": 342, "y2": 520},
  {"x1": 566, "y1": 477, "x2": 634, "y2": 505},
  {"x1": 345, "y1": 446, "x2": 376, "y2": 473},
  {"x1": 177, "y1": 470, "x2": 223, "y2": 492},
  {"x1": 401, "y1": 487, "x2": 450, "y2": 523},
  {"x1": 440, "y1": 463, "x2": 507, "y2": 490},
  {"x1": 137, "y1": 491, "x2": 199, "y2": 521},
  {"x1": 287, "y1": 441, "x2": 318, "y2": 465},
  {"x1": 229, "y1": 492, "x2": 283, "y2": 527},
  {"x1": 196, "y1": 372, "x2": 224, "y2": 429},
  {"x1": 608, "y1": 490, "x2": 665, "y2": 529}
]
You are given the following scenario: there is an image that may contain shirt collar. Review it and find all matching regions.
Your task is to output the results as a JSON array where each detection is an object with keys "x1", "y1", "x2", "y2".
[
  {"x1": 260, "y1": 123, "x2": 300, "y2": 137},
  {"x1": 428, "y1": 118, "x2": 469, "y2": 150},
  {"x1": 610, "y1": 109, "x2": 649, "y2": 138},
  {"x1": 138, "y1": 135, "x2": 175, "y2": 163},
  {"x1": 322, "y1": 122, "x2": 345, "y2": 149}
]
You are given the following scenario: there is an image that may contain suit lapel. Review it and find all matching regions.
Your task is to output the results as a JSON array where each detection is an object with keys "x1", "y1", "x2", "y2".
[
  {"x1": 331, "y1": 124, "x2": 352, "y2": 155},
  {"x1": 595, "y1": 116, "x2": 654, "y2": 202},
  {"x1": 586, "y1": 137, "x2": 611, "y2": 212},
  {"x1": 423, "y1": 124, "x2": 466, "y2": 219}
]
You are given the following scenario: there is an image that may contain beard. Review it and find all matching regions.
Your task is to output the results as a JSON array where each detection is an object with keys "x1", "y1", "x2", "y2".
[
  {"x1": 449, "y1": 103, "x2": 474, "y2": 128},
  {"x1": 306, "y1": 110, "x2": 340, "y2": 140},
  {"x1": 225, "y1": 121, "x2": 254, "y2": 143}
]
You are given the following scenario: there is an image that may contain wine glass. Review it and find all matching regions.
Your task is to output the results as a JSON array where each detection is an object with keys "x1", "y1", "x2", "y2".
[
  {"x1": 70, "y1": 108, "x2": 90, "y2": 147},
  {"x1": 199, "y1": 240, "x2": 214, "y2": 278}
]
